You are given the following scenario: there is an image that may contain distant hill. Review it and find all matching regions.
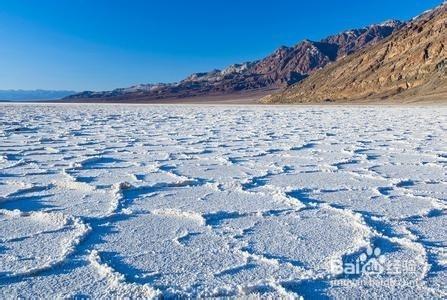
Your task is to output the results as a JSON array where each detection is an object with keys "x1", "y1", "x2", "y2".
[
  {"x1": 66, "y1": 21, "x2": 403, "y2": 102},
  {"x1": 263, "y1": 3, "x2": 447, "y2": 103},
  {"x1": 0, "y1": 90, "x2": 76, "y2": 101}
]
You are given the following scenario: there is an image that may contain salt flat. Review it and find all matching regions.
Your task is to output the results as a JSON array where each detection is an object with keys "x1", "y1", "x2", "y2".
[{"x1": 0, "y1": 104, "x2": 446, "y2": 298}]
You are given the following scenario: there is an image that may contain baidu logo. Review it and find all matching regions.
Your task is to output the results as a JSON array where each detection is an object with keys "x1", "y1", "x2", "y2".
[{"x1": 331, "y1": 247, "x2": 387, "y2": 276}]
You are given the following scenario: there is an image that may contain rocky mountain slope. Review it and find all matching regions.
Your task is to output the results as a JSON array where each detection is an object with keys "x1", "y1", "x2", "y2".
[
  {"x1": 263, "y1": 3, "x2": 447, "y2": 103},
  {"x1": 66, "y1": 21, "x2": 403, "y2": 101}
]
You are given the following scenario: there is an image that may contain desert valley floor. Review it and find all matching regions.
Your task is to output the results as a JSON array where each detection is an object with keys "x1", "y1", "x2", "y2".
[{"x1": 0, "y1": 104, "x2": 446, "y2": 298}]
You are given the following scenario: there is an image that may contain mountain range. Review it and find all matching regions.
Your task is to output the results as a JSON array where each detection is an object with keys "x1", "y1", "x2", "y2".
[
  {"x1": 66, "y1": 21, "x2": 404, "y2": 101},
  {"x1": 0, "y1": 90, "x2": 76, "y2": 101},
  {"x1": 66, "y1": 2, "x2": 447, "y2": 104},
  {"x1": 262, "y1": 2, "x2": 447, "y2": 103}
]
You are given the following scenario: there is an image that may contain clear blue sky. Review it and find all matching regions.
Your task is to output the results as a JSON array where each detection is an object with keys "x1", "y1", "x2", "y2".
[{"x1": 0, "y1": 0, "x2": 442, "y2": 91}]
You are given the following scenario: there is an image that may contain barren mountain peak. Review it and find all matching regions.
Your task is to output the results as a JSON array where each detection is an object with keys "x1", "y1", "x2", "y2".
[{"x1": 263, "y1": 3, "x2": 447, "y2": 103}]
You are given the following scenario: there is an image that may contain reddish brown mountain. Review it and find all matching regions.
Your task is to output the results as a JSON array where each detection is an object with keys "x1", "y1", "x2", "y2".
[
  {"x1": 66, "y1": 21, "x2": 402, "y2": 101},
  {"x1": 263, "y1": 4, "x2": 447, "y2": 103}
]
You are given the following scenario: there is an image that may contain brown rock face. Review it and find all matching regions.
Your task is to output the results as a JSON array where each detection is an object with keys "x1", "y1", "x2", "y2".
[
  {"x1": 322, "y1": 20, "x2": 403, "y2": 57},
  {"x1": 67, "y1": 22, "x2": 402, "y2": 101},
  {"x1": 264, "y1": 4, "x2": 447, "y2": 103}
]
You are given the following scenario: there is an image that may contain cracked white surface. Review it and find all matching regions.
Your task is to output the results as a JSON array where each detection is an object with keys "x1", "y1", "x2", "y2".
[{"x1": 0, "y1": 104, "x2": 446, "y2": 298}]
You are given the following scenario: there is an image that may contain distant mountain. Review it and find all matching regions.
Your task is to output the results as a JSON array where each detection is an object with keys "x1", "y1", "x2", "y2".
[
  {"x1": 0, "y1": 90, "x2": 76, "y2": 101},
  {"x1": 263, "y1": 3, "x2": 447, "y2": 103},
  {"x1": 66, "y1": 21, "x2": 403, "y2": 101}
]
